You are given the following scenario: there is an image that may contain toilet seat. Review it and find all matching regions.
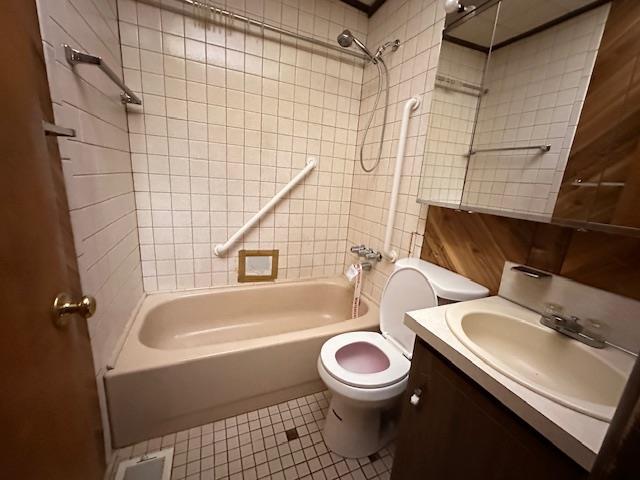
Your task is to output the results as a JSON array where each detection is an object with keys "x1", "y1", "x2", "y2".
[{"x1": 320, "y1": 331, "x2": 410, "y2": 389}]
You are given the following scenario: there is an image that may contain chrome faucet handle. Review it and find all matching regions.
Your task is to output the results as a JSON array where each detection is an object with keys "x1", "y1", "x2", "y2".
[
  {"x1": 350, "y1": 245, "x2": 365, "y2": 253},
  {"x1": 564, "y1": 315, "x2": 583, "y2": 332},
  {"x1": 543, "y1": 312, "x2": 582, "y2": 332},
  {"x1": 540, "y1": 305, "x2": 606, "y2": 349},
  {"x1": 365, "y1": 251, "x2": 382, "y2": 261},
  {"x1": 358, "y1": 248, "x2": 373, "y2": 257}
]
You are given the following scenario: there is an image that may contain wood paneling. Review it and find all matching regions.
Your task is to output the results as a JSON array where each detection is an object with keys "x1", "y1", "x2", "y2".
[
  {"x1": 421, "y1": 206, "x2": 640, "y2": 301},
  {"x1": 554, "y1": 0, "x2": 640, "y2": 229},
  {"x1": 391, "y1": 339, "x2": 586, "y2": 480},
  {"x1": 560, "y1": 231, "x2": 640, "y2": 300}
]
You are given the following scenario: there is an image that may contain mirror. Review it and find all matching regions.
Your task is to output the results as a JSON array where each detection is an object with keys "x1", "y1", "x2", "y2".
[
  {"x1": 418, "y1": 0, "x2": 639, "y2": 234},
  {"x1": 418, "y1": 3, "x2": 499, "y2": 207}
]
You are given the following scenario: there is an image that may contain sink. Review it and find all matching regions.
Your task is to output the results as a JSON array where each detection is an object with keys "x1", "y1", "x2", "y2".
[{"x1": 445, "y1": 303, "x2": 629, "y2": 421}]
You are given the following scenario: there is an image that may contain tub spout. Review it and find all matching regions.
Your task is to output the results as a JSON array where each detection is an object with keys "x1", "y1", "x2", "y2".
[{"x1": 360, "y1": 262, "x2": 372, "y2": 271}]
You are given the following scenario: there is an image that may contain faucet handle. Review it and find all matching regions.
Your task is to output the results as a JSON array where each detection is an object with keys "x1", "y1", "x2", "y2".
[
  {"x1": 365, "y1": 250, "x2": 382, "y2": 261},
  {"x1": 542, "y1": 304, "x2": 581, "y2": 330},
  {"x1": 350, "y1": 244, "x2": 365, "y2": 253},
  {"x1": 563, "y1": 315, "x2": 583, "y2": 332},
  {"x1": 582, "y1": 318, "x2": 609, "y2": 341},
  {"x1": 544, "y1": 303, "x2": 563, "y2": 316}
]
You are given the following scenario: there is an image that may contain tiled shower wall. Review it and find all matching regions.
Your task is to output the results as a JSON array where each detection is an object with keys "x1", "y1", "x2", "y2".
[
  {"x1": 346, "y1": 0, "x2": 446, "y2": 301},
  {"x1": 36, "y1": 0, "x2": 144, "y2": 459},
  {"x1": 418, "y1": 40, "x2": 485, "y2": 205},
  {"x1": 461, "y1": 5, "x2": 610, "y2": 221},
  {"x1": 118, "y1": 0, "x2": 368, "y2": 291}
]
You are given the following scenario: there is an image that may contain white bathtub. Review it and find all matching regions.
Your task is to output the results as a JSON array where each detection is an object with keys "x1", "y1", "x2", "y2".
[{"x1": 105, "y1": 277, "x2": 378, "y2": 447}]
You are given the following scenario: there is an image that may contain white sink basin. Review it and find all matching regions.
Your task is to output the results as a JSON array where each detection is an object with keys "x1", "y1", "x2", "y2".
[{"x1": 445, "y1": 303, "x2": 629, "y2": 421}]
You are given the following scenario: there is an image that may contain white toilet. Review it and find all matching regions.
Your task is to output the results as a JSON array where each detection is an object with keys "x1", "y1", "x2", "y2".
[{"x1": 317, "y1": 258, "x2": 489, "y2": 458}]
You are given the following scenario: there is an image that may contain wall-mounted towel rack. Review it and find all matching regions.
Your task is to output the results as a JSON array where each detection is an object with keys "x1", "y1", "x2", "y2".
[
  {"x1": 214, "y1": 157, "x2": 318, "y2": 257},
  {"x1": 436, "y1": 75, "x2": 487, "y2": 96},
  {"x1": 469, "y1": 144, "x2": 551, "y2": 155},
  {"x1": 64, "y1": 45, "x2": 142, "y2": 105},
  {"x1": 571, "y1": 179, "x2": 625, "y2": 188}
]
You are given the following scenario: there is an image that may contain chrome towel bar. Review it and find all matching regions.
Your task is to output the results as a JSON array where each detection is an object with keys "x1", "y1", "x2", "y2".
[
  {"x1": 42, "y1": 120, "x2": 76, "y2": 138},
  {"x1": 469, "y1": 144, "x2": 551, "y2": 155},
  {"x1": 436, "y1": 74, "x2": 488, "y2": 96},
  {"x1": 64, "y1": 45, "x2": 142, "y2": 105}
]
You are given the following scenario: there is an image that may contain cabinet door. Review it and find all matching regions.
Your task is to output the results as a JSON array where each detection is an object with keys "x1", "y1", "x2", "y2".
[
  {"x1": 391, "y1": 340, "x2": 586, "y2": 480},
  {"x1": 553, "y1": 0, "x2": 640, "y2": 231}
]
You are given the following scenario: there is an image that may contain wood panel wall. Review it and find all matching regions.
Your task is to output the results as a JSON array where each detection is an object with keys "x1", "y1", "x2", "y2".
[
  {"x1": 421, "y1": 206, "x2": 640, "y2": 301},
  {"x1": 553, "y1": 0, "x2": 640, "y2": 229}
]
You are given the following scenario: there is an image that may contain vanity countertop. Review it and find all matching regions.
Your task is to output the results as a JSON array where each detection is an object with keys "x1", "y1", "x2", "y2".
[{"x1": 404, "y1": 295, "x2": 635, "y2": 471}]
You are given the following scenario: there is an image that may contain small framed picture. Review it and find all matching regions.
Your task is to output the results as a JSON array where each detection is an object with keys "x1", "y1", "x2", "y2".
[{"x1": 238, "y1": 249, "x2": 279, "y2": 282}]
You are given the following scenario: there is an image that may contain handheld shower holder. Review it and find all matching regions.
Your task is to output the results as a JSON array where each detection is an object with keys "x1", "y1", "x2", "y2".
[
  {"x1": 374, "y1": 39, "x2": 400, "y2": 61},
  {"x1": 336, "y1": 30, "x2": 400, "y2": 173}
]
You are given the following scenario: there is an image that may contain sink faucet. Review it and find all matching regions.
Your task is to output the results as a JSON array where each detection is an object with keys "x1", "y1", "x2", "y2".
[{"x1": 540, "y1": 309, "x2": 605, "y2": 349}]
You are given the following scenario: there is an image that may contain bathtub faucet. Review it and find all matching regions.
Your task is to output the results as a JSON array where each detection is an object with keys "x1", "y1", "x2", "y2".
[
  {"x1": 350, "y1": 244, "x2": 366, "y2": 254},
  {"x1": 359, "y1": 261, "x2": 372, "y2": 271},
  {"x1": 350, "y1": 244, "x2": 382, "y2": 262}
]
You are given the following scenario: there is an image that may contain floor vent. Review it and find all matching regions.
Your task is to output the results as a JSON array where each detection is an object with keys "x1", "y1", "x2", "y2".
[{"x1": 114, "y1": 447, "x2": 173, "y2": 480}]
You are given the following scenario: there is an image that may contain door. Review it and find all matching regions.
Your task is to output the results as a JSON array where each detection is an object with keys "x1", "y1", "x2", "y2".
[{"x1": 0, "y1": 1, "x2": 105, "y2": 479}]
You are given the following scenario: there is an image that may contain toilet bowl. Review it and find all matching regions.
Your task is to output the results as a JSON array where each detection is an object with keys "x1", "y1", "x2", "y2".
[{"x1": 318, "y1": 258, "x2": 489, "y2": 458}]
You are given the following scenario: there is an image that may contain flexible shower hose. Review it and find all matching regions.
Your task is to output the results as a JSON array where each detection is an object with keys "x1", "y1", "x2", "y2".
[{"x1": 359, "y1": 59, "x2": 390, "y2": 172}]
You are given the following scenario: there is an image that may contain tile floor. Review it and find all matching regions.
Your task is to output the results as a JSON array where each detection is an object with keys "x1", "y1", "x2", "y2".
[{"x1": 111, "y1": 390, "x2": 395, "y2": 480}]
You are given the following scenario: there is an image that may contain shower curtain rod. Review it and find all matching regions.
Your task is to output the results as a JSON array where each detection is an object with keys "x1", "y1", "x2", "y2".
[{"x1": 136, "y1": 0, "x2": 369, "y2": 62}]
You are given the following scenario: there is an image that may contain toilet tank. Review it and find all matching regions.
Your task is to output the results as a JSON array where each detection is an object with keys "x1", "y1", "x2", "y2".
[
  {"x1": 394, "y1": 258, "x2": 489, "y2": 304},
  {"x1": 379, "y1": 258, "x2": 489, "y2": 358}
]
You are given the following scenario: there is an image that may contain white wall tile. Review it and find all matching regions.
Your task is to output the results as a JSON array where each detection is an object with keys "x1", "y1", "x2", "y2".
[
  {"x1": 123, "y1": 0, "x2": 367, "y2": 290},
  {"x1": 346, "y1": 0, "x2": 446, "y2": 302}
]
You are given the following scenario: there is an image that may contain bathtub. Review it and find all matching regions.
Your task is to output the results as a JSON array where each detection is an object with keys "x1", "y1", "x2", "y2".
[{"x1": 105, "y1": 277, "x2": 378, "y2": 447}]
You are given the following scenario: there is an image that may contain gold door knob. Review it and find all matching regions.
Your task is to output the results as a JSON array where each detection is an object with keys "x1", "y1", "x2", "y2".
[{"x1": 52, "y1": 293, "x2": 97, "y2": 328}]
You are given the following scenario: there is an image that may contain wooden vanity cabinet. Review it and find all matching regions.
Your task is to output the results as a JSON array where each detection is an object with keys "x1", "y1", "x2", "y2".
[{"x1": 390, "y1": 339, "x2": 587, "y2": 480}]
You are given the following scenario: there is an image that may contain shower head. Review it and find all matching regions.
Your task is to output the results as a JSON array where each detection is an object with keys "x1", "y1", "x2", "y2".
[
  {"x1": 337, "y1": 29, "x2": 376, "y2": 62},
  {"x1": 337, "y1": 30, "x2": 353, "y2": 48}
]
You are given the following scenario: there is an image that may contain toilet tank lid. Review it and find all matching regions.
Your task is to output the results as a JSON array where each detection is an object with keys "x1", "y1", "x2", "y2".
[{"x1": 395, "y1": 258, "x2": 489, "y2": 301}]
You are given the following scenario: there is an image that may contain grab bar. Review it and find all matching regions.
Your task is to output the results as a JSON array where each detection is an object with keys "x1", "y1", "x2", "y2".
[
  {"x1": 469, "y1": 144, "x2": 550, "y2": 155},
  {"x1": 214, "y1": 157, "x2": 318, "y2": 257},
  {"x1": 64, "y1": 45, "x2": 142, "y2": 105},
  {"x1": 382, "y1": 96, "x2": 421, "y2": 262}
]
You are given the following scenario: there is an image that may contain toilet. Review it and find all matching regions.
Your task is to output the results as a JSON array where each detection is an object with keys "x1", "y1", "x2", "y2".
[{"x1": 317, "y1": 258, "x2": 489, "y2": 458}]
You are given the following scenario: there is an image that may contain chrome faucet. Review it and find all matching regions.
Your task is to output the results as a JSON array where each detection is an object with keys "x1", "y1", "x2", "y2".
[
  {"x1": 349, "y1": 244, "x2": 382, "y2": 262},
  {"x1": 540, "y1": 307, "x2": 605, "y2": 349},
  {"x1": 359, "y1": 261, "x2": 372, "y2": 271},
  {"x1": 350, "y1": 244, "x2": 366, "y2": 254}
]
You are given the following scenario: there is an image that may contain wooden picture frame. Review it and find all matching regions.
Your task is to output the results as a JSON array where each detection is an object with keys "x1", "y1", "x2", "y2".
[{"x1": 238, "y1": 250, "x2": 279, "y2": 282}]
